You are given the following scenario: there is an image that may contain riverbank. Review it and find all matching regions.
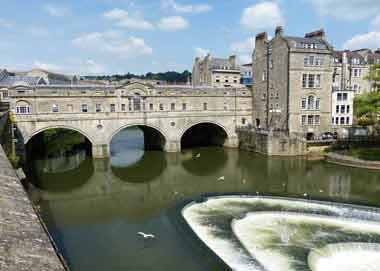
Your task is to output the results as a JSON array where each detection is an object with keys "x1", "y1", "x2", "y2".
[
  {"x1": 325, "y1": 151, "x2": 380, "y2": 170},
  {"x1": 0, "y1": 146, "x2": 65, "y2": 271}
]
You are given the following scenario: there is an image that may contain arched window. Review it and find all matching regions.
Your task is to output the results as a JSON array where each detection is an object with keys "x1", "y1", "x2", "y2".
[
  {"x1": 307, "y1": 95, "x2": 315, "y2": 110},
  {"x1": 15, "y1": 101, "x2": 31, "y2": 114}
]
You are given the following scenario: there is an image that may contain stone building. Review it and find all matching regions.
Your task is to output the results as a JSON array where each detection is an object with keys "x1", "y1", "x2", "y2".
[
  {"x1": 192, "y1": 54, "x2": 242, "y2": 87},
  {"x1": 253, "y1": 27, "x2": 334, "y2": 139},
  {"x1": 333, "y1": 49, "x2": 380, "y2": 95}
]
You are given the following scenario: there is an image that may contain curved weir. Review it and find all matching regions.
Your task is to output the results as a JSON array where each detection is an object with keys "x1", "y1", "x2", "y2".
[{"x1": 182, "y1": 196, "x2": 380, "y2": 271}]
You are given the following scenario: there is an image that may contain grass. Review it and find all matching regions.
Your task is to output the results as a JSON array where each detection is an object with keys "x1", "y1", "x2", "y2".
[{"x1": 342, "y1": 148, "x2": 380, "y2": 161}]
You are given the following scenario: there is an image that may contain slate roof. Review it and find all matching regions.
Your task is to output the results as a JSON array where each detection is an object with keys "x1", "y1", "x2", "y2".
[
  {"x1": 0, "y1": 75, "x2": 46, "y2": 87},
  {"x1": 284, "y1": 36, "x2": 329, "y2": 50}
]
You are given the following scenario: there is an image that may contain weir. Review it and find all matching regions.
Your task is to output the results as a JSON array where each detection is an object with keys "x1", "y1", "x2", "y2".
[{"x1": 182, "y1": 196, "x2": 380, "y2": 271}]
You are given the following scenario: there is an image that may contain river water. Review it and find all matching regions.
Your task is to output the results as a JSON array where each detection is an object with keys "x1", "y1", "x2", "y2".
[{"x1": 25, "y1": 128, "x2": 380, "y2": 271}]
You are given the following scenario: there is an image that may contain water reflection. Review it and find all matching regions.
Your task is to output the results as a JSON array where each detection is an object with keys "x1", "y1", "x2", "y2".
[
  {"x1": 181, "y1": 148, "x2": 228, "y2": 176},
  {"x1": 25, "y1": 129, "x2": 380, "y2": 271}
]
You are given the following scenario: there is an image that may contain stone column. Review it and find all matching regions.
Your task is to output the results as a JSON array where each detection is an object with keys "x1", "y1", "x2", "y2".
[
  {"x1": 92, "y1": 144, "x2": 110, "y2": 159},
  {"x1": 164, "y1": 140, "x2": 181, "y2": 153},
  {"x1": 224, "y1": 136, "x2": 239, "y2": 148}
]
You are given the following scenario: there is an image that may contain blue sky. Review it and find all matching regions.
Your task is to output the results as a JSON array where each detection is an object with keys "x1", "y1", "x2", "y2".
[{"x1": 1, "y1": 0, "x2": 380, "y2": 75}]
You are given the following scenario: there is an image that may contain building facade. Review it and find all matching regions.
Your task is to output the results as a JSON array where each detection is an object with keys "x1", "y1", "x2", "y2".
[
  {"x1": 331, "y1": 89, "x2": 354, "y2": 129},
  {"x1": 253, "y1": 27, "x2": 333, "y2": 139},
  {"x1": 192, "y1": 54, "x2": 242, "y2": 87}
]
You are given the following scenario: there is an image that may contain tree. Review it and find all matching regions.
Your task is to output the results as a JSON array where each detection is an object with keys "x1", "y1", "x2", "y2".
[{"x1": 354, "y1": 92, "x2": 380, "y2": 126}]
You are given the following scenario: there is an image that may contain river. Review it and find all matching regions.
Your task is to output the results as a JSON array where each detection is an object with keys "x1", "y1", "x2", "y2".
[{"x1": 25, "y1": 128, "x2": 380, "y2": 271}]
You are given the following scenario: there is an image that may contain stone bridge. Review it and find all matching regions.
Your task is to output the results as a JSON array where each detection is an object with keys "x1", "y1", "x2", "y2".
[{"x1": 9, "y1": 82, "x2": 253, "y2": 158}]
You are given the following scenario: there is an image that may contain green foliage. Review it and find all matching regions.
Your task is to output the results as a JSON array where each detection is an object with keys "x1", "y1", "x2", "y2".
[
  {"x1": 365, "y1": 63, "x2": 380, "y2": 91},
  {"x1": 42, "y1": 129, "x2": 86, "y2": 156},
  {"x1": 343, "y1": 148, "x2": 380, "y2": 161},
  {"x1": 84, "y1": 70, "x2": 192, "y2": 83},
  {"x1": 354, "y1": 92, "x2": 380, "y2": 125}
]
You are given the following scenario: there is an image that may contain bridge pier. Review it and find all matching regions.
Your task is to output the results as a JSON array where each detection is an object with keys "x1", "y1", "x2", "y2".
[
  {"x1": 223, "y1": 136, "x2": 239, "y2": 148},
  {"x1": 92, "y1": 144, "x2": 110, "y2": 159},
  {"x1": 164, "y1": 140, "x2": 181, "y2": 153}
]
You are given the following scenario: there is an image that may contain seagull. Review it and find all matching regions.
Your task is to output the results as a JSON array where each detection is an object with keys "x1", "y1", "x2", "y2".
[
  {"x1": 137, "y1": 232, "x2": 156, "y2": 239},
  {"x1": 303, "y1": 193, "x2": 309, "y2": 198},
  {"x1": 242, "y1": 179, "x2": 246, "y2": 184},
  {"x1": 256, "y1": 191, "x2": 260, "y2": 195},
  {"x1": 218, "y1": 176, "x2": 225, "y2": 181},
  {"x1": 195, "y1": 153, "x2": 201, "y2": 158},
  {"x1": 319, "y1": 189, "x2": 324, "y2": 193}
]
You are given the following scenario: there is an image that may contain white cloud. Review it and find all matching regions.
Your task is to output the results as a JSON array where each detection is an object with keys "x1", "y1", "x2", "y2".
[
  {"x1": 103, "y1": 8, "x2": 154, "y2": 30},
  {"x1": 72, "y1": 32, "x2": 153, "y2": 58},
  {"x1": 33, "y1": 61, "x2": 61, "y2": 72},
  {"x1": 161, "y1": 0, "x2": 212, "y2": 14},
  {"x1": 306, "y1": 0, "x2": 380, "y2": 21},
  {"x1": 241, "y1": 2, "x2": 284, "y2": 32},
  {"x1": 0, "y1": 18, "x2": 13, "y2": 28},
  {"x1": 33, "y1": 59, "x2": 106, "y2": 75},
  {"x1": 230, "y1": 37, "x2": 255, "y2": 54},
  {"x1": 43, "y1": 4, "x2": 70, "y2": 17},
  {"x1": 158, "y1": 16, "x2": 189, "y2": 31},
  {"x1": 343, "y1": 31, "x2": 380, "y2": 50},
  {"x1": 194, "y1": 47, "x2": 209, "y2": 57},
  {"x1": 230, "y1": 37, "x2": 255, "y2": 65}
]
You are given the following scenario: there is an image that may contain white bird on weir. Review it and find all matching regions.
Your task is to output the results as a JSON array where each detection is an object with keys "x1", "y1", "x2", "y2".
[
  {"x1": 218, "y1": 176, "x2": 225, "y2": 181},
  {"x1": 303, "y1": 193, "x2": 309, "y2": 198},
  {"x1": 195, "y1": 153, "x2": 201, "y2": 158},
  {"x1": 137, "y1": 232, "x2": 156, "y2": 239}
]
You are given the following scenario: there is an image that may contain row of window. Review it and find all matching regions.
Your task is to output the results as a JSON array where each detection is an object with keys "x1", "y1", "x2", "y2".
[
  {"x1": 304, "y1": 56, "x2": 324, "y2": 66},
  {"x1": 215, "y1": 79, "x2": 238, "y2": 83},
  {"x1": 52, "y1": 102, "x2": 204, "y2": 113},
  {"x1": 301, "y1": 96, "x2": 320, "y2": 110},
  {"x1": 335, "y1": 105, "x2": 350, "y2": 114},
  {"x1": 302, "y1": 74, "x2": 321, "y2": 88},
  {"x1": 301, "y1": 115, "x2": 320, "y2": 126},
  {"x1": 332, "y1": 117, "x2": 350, "y2": 125}
]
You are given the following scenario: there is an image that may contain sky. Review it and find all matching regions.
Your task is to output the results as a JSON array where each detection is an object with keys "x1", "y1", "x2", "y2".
[{"x1": 1, "y1": 0, "x2": 380, "y2": 75}]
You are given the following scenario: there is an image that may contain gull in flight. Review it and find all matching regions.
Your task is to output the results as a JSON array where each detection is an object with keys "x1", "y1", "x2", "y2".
[{"x1": 137, "y1": 232, "x2": 156, "y2": 239}]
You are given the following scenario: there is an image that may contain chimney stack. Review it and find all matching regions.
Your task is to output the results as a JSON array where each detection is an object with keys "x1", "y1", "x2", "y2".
[
  {"x1": 305, "y1": 29, "x2": 325, "y2": 40},
  {"x1": 275, "y1": 26, "x2": 284, "y2": 37}
]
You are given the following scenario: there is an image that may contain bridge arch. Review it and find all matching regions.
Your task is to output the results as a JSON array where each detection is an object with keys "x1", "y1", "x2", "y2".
[
  {"x1": 24, "y1": 125, "x2": 96, "y2": 145},
  {"x1": 109, "y1": 124, "x2": 169, "y2": 151},
  {"x1": 180, "y1": 121, "x2": 231, "y2": 149}
]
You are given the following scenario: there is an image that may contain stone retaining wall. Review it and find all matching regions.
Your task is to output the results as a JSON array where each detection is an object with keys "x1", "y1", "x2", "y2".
[
  {"x1": 325, "y1": 152, "x2": 380, "y2": 170},
  {"x1": 0, "y1": 146, "x2": 65, "y2": 271}
]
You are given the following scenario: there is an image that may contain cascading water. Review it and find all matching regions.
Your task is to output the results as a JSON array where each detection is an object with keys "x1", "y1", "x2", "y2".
[{"x1": 182, "y1": 196, "x2": 380, "y2": 271}]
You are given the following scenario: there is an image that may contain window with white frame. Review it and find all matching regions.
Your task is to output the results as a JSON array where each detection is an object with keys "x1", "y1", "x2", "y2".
[
  {"x1": 110, "y1": 104, "x2": 116, "y2": 112},
  {"x1": 52, "y1": 104, "x2": 59, "y2": 113},
  {"x1": 96, "y1": 104, "x2": 102, "y2": 112},
  {"x1": 315, "y1": 115, "x2": 320, "y2": 125},
  {"x1": 307, "y1": 95, "x2": 315, "y2": 110},
  {"x1": 16, "y1": 102, "x2": 31, "y2": 114},
  {"x1": 301, "y1": 98, "x2": 306, "y2": 109}
]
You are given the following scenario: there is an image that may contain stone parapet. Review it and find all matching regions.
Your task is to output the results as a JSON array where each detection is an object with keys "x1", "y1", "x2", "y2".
[{"x1": 0, "y1": 146, "x2": 65, "y2": 271}]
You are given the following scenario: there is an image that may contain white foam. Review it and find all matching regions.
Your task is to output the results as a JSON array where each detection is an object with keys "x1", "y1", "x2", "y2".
[
  {"x1": 233, "y1": 212, "x2": 380, "y2": 271},
  {"x1": 182, "y1": 196, "x2": 380, "y2": 271},
  {"x1": 308, "y1": 243, "x2": 380, "y2": 271}
]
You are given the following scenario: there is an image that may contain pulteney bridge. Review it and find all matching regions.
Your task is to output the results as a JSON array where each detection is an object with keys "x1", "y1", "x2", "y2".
[{"x1": 9, "y1": 82, "x2": 253, "y2": 158}]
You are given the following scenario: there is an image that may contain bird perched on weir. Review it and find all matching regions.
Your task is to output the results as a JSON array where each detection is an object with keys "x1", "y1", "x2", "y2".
[{"x1": 137, "y1": 232, "x2": 156, "y2": 239}]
